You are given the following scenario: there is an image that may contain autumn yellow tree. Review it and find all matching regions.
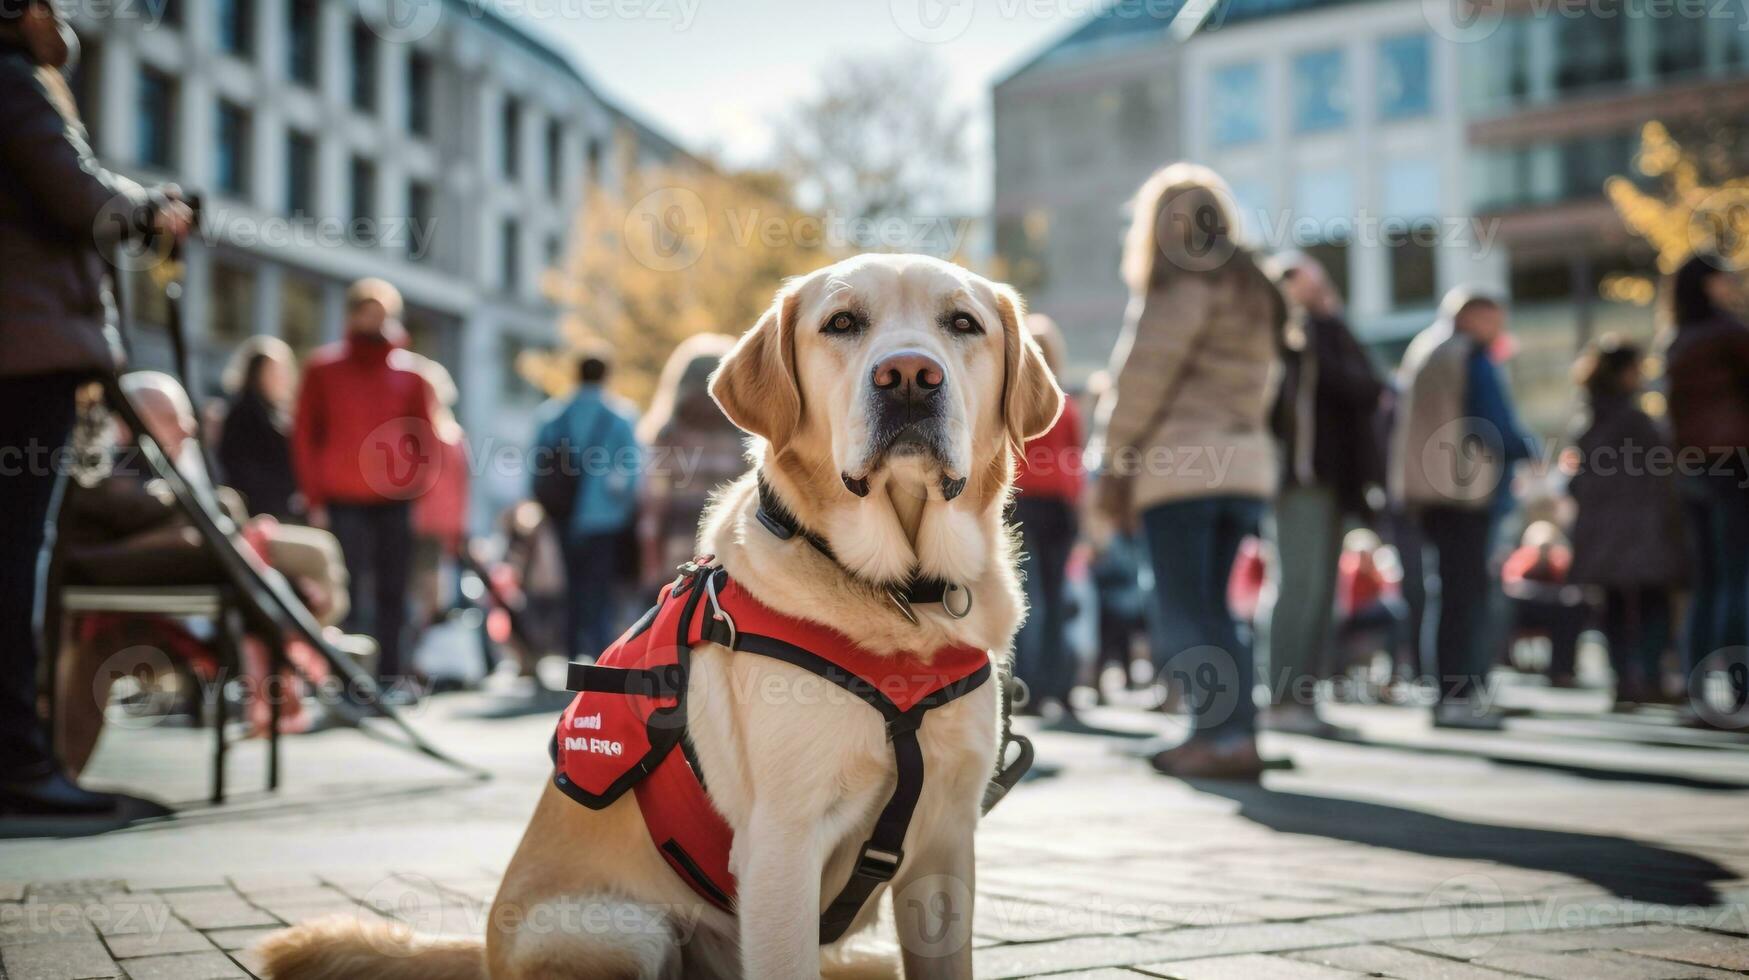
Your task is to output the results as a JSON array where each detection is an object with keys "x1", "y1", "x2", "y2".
[
  {"x1": 1606, "y1": 121, "x2": 1749, "y2": 297},
  {"x1": 526, "y1": 161, "x2": 843, "y2": 406}
]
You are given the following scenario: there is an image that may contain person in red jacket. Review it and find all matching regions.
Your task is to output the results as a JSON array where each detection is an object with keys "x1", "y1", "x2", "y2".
[
  {"x1": 1011, "y1": 313, "x2": 1085, "y2": 721},
  {"x1": 292, "y1": 278, "x2": 437, "y2": 693}
]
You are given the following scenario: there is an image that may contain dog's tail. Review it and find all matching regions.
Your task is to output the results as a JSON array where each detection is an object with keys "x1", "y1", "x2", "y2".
[{"x1": 253, "y1": 916, "x2": 484, "y2": 980}]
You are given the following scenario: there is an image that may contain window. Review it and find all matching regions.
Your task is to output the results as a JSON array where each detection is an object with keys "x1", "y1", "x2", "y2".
[
  {"x1": 349, "y1": 156, "x2": 377, "y2": 244},
  {"x1": 407, "y1": 181, "x2": 435, "y2": 262},
  {"x1": 1654, "y1": 12, "x2": 1708, "y2": 78},
  {"x1": 214, "y1": 101, "x2": 251, "y2": 197},
  {"x1": 208, "y1": 262, "x2": 254, "y2": 343},
  {"x1": 545, "y1": 120, "x2": 564, "y2": 197},
  {"x1": 286, "y1": 130, "x2": 316, "y2": 216},
  {"x1": 282, "y1": 276, "x2": 323, "y2": 354},
  {"x1": 287, "y1": 0, "x2": 317, "y2": 86},
  {"x1": 216, "y1": 0, "x2": 252, "y2": 57},
  {"x1": 1386, "y1": 220, "x2": 1439, "y2": 307},
  {"x1": 1304, "y1": 240, "x2": 1351, "y2": 301},
  {"x1": 501, "y1": 98, "x2": 521, "y2": 179},
  {"x1": 136, "y1": 68, "x2": 176, "y2": 170},
  {"x1": 1292, "y1": 48, "x2": 1347, "y2": 132},
  {"x1": 501, "y1": 218, "x2": 520, "y2": 293},
  {"x1": 157, "y1": 0, "x2": 182, "y2": 29},
  {"x1": 545, "y1": 233, "x2": 563, "y2": 269},
  {"x1": 1210, "y1": 62, "x2": 1263, "y2": 147},
  {"x1": 407, "y1": 51, "x2": 433, "y2": 136},
  {"x1": 1554, "y1": 15, "x2": 1628, "y2": 93},
  {"x1": 1378, "y1": 34, "x2": 1430, "y2": 120},
  {"x1": 350, "y1": 21, "x2": 378, "y2": 112},
  {"x1": 1559, "y1": 131, "x2": 1635, "y2": 202},
  {"x1": 1292, "y1": 168, "x2": 1352, "y2": 301}
]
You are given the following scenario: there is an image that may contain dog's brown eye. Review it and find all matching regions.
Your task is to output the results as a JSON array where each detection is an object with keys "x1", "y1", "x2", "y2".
[
  {"x1": 824, "y1": 311, "x2": 857, "y2": 335},
  {"x1": 950, "y1": 313, "x2": 981, "y2": 335}
]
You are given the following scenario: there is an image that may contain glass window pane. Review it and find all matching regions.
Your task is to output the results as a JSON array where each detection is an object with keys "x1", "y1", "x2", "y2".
[
  {"x1": 1210, "y1": 63, "x2": 1264, "y2": 148},
  {"x1": 1292, "y1": 48, "x2": 1347, "y2": 133},
  {"x1": 215, "y1": 101, "x2": 250, "y2": 196},
  {"x1": 1378, "y1": 34, "x2": 1430, "y2": 119},
  {"x1": 137, "y1": 69, "x2": 176, "y2": 170}
]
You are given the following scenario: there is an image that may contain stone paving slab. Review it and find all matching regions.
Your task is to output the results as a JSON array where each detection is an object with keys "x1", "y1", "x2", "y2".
[{"x1": 1, "y1": 691, "x2": 1747, "y2": 978}]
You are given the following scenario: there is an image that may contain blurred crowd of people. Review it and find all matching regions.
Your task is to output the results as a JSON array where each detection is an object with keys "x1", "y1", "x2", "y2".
[
  {"x1": 1006, "y1": 162, "x2": 1749, "y2": 780},
  {"x1": 5, "y1": 0, "x2": 1748, "y2": 817}
]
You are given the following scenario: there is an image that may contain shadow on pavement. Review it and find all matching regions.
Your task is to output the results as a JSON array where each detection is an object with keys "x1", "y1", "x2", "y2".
[
  {"x1": 1195, "y1": 782, "x2": 1731, "y2": 907},
  {"x1": 0, "y1": 794, "x2": 173, "y2": 840},
  {"x1": 1310, "y1": 732, "x2": 1749, "y2": 792}
]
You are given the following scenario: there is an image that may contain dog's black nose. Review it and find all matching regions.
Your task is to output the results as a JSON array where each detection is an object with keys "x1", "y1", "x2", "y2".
[{"x1": 872, "y1": 350, "x2": 944, "y2": 403}]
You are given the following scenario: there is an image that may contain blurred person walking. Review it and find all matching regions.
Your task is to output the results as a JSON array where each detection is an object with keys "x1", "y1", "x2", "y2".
[
  {"x1": 1258, "y1": 250, "x2": 1384, "y2": 735},
  {"x1": 1092, "y1": 163, "x2": 1284, "y2": 780},
  {"x1": 291, "y1": 279, "x2": 436, "y2": 691},
  {"x1": 1390, "y1": 289, "x2": 1537, "y2": 729},
  {"x1": 0, "y1": 0, "x2": 192, "y2": 815},
  {"x1": 410, "y1": 358, "x2": 470, "y2": 630},
  {"x1": 215, "y1": 336, "x2": 302, "y2": 522},
  {"x1": 531, "y1": 348, "x2": 641, "y2": 662},
  {"x1": 1011, "y1": 314, "x2": 1085, "y2": 721},
  {"x1": 635, "y1": 334, "x2": 743, "y2": 587},
  {"x1": 1566, "y1": 337, "x2": 1686, "y2": 704},
  {"x1": 1661, "y1": 254, "x2": 1749, "y2": 673}
]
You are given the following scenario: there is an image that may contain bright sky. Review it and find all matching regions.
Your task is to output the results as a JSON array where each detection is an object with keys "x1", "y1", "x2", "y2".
[{"x1": 516, "y1": 0, "x2": 1089, "y2": 209}]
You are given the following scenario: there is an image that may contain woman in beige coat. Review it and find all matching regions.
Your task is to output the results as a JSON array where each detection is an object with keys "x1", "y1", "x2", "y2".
[{"x1": 1093, "y1": 163, "x2": 1284, "y2": 779}]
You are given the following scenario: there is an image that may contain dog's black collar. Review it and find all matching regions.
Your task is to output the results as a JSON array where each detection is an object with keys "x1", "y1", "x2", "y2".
[{"x1": 754, "y1": 478, "x2": 970, "y2": 623}]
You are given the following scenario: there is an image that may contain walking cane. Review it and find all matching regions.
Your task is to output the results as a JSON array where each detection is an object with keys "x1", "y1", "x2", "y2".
[{"x1": 105, "y1": 195, "x2": 486, "y2": 780}]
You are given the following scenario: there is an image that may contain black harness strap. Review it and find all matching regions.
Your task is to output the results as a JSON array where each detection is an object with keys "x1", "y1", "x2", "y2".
[
  {"x1": 755, "y1": 479, "x2": 963, "y2": 611},
  {"x1": 698, "y1": 613, "x2": 990, "y2": 943}
]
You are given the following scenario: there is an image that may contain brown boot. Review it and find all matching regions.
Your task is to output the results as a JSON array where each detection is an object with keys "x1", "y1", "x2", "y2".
[{"x1": 1149, "y1": 736, "x2": 1265, "y2": 781}]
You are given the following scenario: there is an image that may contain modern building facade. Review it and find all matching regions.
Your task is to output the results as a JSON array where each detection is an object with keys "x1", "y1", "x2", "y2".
[
  {"x1": 1462, "y1": 3, "x2": 1749, "y2": 429},
  {"x1": 993, "y1": 0, "x2": 1745, "y2": 435},
  {"x1": 63, "y1": 0, "x2": 686, "y2": 516},
  {"x1": 993, "y1": 6, "x2": 1185, "y2": 376},
  {"x1": 995, "y1": 0, "x2": 1492, "y2": 384}
]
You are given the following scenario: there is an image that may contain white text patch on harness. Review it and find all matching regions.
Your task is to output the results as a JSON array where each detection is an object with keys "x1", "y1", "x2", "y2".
[{"x1": 564, "y1": 736, "x2": 624, "y2": 756}]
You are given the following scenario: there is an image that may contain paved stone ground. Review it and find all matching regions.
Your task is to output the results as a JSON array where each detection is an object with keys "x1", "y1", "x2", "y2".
[{"x1": 3, "y1": 678, "x2": 1748, "y2": 979}]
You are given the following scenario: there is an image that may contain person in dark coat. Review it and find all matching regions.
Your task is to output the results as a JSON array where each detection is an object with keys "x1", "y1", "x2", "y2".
[
  {"x1": 1661, "y1": 254, "x2": 1749, "y2": 675},
  {"x1": 1566, "y1": 337, "x2": 1686, "y2": 705},
  {"x1": 216, "y1": 336, "x2": 302, "y2": 522},
  {"x1": 1258, "y1": 251, "x2": 1385, "y2": 735},
  {"x1": 0, "y1": 0, "x2": 190, "y2": 816}
]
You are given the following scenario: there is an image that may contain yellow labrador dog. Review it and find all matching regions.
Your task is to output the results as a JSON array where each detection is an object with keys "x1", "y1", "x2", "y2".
[{"x1": 257, "y1": 253, "x2": 1062, "y2": 980}]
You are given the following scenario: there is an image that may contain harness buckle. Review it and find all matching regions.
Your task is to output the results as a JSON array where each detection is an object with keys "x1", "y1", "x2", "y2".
[
  {"x1": 853, "y1": 843, "x2": 903, "y2": 882},
  {"x1": 704, "y1": 570, "x2": 737, "y2": 651}
]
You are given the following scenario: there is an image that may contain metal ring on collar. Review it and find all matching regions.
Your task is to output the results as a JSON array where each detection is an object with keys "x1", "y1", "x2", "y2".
[{"x1": 942, "y1": 583, "x2": 973, "y2": 620}]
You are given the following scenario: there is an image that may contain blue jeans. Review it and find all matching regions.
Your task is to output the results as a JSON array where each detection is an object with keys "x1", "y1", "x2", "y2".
[
  {"x1": 1141, "y1": 496, "x2": 1264, "y2": 741},
  {"x1": 1682, "y1": 473, "x2": 1749, "y2": 670},
  {"x1": 1013, "y1": 496, "x2": 1077, "y2": 706},
  {"x1": 562, "y1": 531, "x2": 623, "y2": 662}
]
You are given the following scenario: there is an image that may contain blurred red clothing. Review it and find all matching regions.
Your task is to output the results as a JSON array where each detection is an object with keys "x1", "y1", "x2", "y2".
[
  {"x1": 413, "y1": 435, "x2": 471, "y2": 552},
  {"x1": 1337, "y1": 551, "x2": 1398, "y2": 618},
  {"x1": 1503, "y1": 544, "x2": 1571, "y2": 586},
  {"x1": 1014, "y1": 397, "x2": 1084, "y2": 503},
  {"x1": 292, "y1": 335, "x2": 438, "y2": 509}
]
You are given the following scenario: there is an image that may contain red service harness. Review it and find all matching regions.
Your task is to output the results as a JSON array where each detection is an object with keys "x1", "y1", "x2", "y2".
[{"x1": 550, "y1": 556, "x2": 994, "y2": 944}]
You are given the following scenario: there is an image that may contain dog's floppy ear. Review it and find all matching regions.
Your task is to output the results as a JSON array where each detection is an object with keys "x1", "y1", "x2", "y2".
[
  {"x1": 995, "y1": 285, "x2": 1064, "y2": 449},
  {"x1": 710, "y1": 288, "x2": 803, "y2": 449}
]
